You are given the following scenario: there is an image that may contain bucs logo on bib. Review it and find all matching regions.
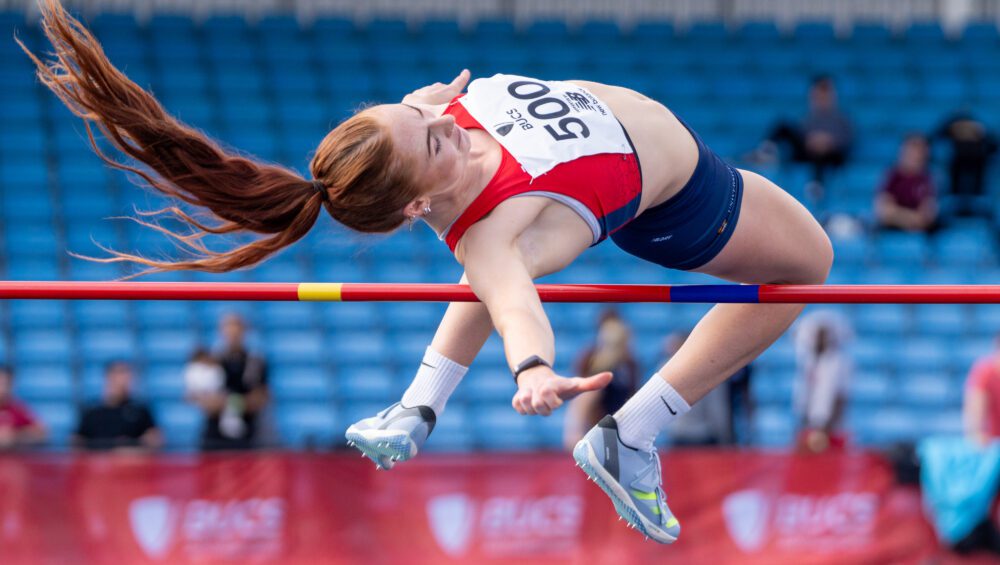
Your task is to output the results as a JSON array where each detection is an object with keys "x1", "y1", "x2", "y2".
[{"x1": 459, "y1": 74, "x2": 634, "y2": 179}]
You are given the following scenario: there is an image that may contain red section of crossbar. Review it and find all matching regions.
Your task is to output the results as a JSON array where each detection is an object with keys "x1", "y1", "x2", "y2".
[
  {"x1": 0, "y1": 281, "x2": 299, "y2": 301},
  {"x1": 758, "y1": 284, "x2": 1000, "y2": 304},
  {"x1": 339, "y1": 283, "x2": 671, "y2": 303}
]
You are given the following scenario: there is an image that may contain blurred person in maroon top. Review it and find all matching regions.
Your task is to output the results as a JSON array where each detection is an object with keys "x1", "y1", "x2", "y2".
[
  {"x1": 0, "y1": 366, "x2": 46, "y2": 450},
  {"x1": 876, "y1": 134, "x2": 939, "y2": 233}
]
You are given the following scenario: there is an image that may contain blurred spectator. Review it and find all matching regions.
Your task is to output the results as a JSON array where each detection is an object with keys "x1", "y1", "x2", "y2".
[
  {"x1": 933, "y1": 112, "x2": 998, "y2": 218},
  {"x1": 183, "y1": 348, "x2": 225, "y2": 397},
  {"x1": 750, "y1": 75, "x2": 854, "y2": 191},
  {"x1": 563, "y1": 310, "x2": 640, "y2": 450},
  {"x1": 963, "y1": 335, "x2": 1000, "y2": 445},
  {"x1": 0, "y1": 366, "x2": 46, "y2": 450},
  {"x1": 793, "y1": 310, "x2": 852, "y2": 454},
  {"x1": 73, "y1": 361, "x2": 161, "y2": 451},
  {"x1": 665, "y1": 332, "x2": 754, "y2": 446},
  {"x1": 875, "y1": 134, "x2": 939, "y2": 233},
  {"x1": 188, "y1": 314, "x2": 269, "y2": 451}
]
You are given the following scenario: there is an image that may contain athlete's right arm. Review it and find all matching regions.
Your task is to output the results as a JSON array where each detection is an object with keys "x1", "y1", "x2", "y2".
[{"x1": 428, "y1": 272, "x2": 495, "y2": 366}]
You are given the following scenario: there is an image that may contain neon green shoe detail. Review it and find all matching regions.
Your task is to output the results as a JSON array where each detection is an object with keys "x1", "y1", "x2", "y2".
[{"x1": 631, "y1": 489, "x2": 658, "y2": 501}]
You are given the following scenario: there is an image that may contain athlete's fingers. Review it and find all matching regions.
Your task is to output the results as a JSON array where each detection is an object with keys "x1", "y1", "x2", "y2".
[
  {"x1": 512, "y1": 393, "x2": 527, "y2": 415},
  {"x1": 516, "y1": 389, "x2": 537, "y2": 415},
  {"x1": 448, "y1": 69, "x2": 471, "y2": 91},
  {"x1": 543, "y1": 391, "x2": 563, "y2": 414},
  {"x1": 513, "y1": 390, "x2": 526, "y2": 414},
  {"x1": 557, "y1": 372, "x2": 613, "y2": 399},
  {"x1": 532, "y1": 388, "x2": 559, "y2": 416},
  {"x1": 531, "y1": 396, "x2": 551, "y2": 416}
]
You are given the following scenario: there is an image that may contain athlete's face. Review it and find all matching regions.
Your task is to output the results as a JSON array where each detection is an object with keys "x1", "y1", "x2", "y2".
[{"x1": 374, "y1": 103, "x2": 470, "y2": 194}]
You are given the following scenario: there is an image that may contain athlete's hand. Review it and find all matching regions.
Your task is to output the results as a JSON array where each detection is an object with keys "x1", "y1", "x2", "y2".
[
  {"x1": 512, "y1": 367, "x2": 613, "y2": 416},
  {"x1": 401, "y1": 69, "x2": 471, "y2": 106}
]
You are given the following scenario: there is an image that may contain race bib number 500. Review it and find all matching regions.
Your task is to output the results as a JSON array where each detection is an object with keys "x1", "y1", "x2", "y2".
[{"x1": 459, "y1": 74, "x2": 634, "y2": 178}]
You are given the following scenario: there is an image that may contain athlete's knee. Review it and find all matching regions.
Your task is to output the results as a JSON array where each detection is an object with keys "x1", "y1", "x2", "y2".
[
  {"x1": 795, "y1": 229, "x2": 833, "y2": 284},
  {"x1": 772, "y1": 228, "x2": 832, "y2": 285}
]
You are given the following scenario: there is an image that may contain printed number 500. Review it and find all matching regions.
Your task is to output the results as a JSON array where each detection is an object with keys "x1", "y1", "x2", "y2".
[{"x1": 507, "y1": 81, "x2": 592, "y2": 142}]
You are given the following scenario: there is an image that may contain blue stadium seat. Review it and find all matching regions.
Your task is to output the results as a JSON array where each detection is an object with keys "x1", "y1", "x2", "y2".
[
  {"x1": 78, "y1": 328, "x2": 137, "y2": 363},
  {"x1": 849, "y1": 370, "x2": 892, "y2": 405},
  {"x1": 73, "y1": 301, "x2": 131, "y2": 328},
  {"x1": 263, "y1": 330, "x2": 327, "y2": 365},
  {"x1": 327, "y1": 331, "x2": 388, "y2": 365},
  {"x1": 901, "y1": 373, "x2": 961, "y2": 407},
  {"x1": 337, "y1": 367, "x2": 394, "y2": 401},
  {"x1": 277, "y1": 403, "x2": 338, "y2": 448},
  {"x1": 32, "y1": 402, "x2": 77, "y2": 448},
  {"x1": 753, "y1": 407, "x2": 794, "y2": 447},
  {"x1": 894, "y1": 338, "x2": 951, "y2": 373},
  {"x1": 144, "y1": 363, "x2": 187, "y2": 401},
  {"x1": 464, "y1": 368, "x2": 514, "y2": 404},
  {"x1": 140, "y1": 329, "x2": 199, "y2": 363},
  {"x1": 751, "y1": 367, "x2": 795, "y2": 405},
  {"x1": 154, "y1": 402, "x2": 202, "y2": 449},
  {"x1": 473, "y1": 405, "x2": 539, "y2": 450},
  {"x1": 134, "y1": 302, "x2": 196, "y2": 330},
  {"x1": 13, "y1": 364, "x2": 73, "y2": 402},
  {"x1": 8, "y1": 301, "x2": 67, "y2": 329},
  {"x1": 914, "y1": 305, "x2": 968, "y2": 337},
  {"x1": 421, "y1": 402, "x2": 473, "y2": 451},
  {"x1": 271, "y1": 365, "x2": 335, "y2": 401},
  {"x1": 13, "y1": 330, "x2": 73, "y2": 364}
]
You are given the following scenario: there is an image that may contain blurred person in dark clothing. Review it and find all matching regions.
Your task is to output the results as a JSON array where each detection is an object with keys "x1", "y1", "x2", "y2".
[
  {"x1": 876, "y1": 134, "x2": 939, "y2": 233},
  {"x1": 563, "y1": 310, "x2": 640, "y2": 450},
  {"x1": 749, "y1": 75, "x2": 854, "y2": 192},
  {"x1": 188, "y1": 314, "x2": 269, "y2": 450},
  {"x1": 0, "y1": 366, "x2": 46, "y2": 450},
  {"x1": 73, "y1": 361, "x2": 161, "y2": 451},
  {"x1": 665, "y1": 332, "x2": 753, "y2": 446},
  {"x1": 933, "y1": 112, "x2": 998, "y2": 217}
]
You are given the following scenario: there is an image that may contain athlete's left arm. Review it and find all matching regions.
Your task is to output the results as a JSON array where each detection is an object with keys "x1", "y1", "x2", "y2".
[{"x1": 461, "y1": 202, "x2": 612, "y2": 416}]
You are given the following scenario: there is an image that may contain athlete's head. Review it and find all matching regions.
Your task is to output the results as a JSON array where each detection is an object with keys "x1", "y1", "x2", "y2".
[
  {"x1": 310, "y1": 102, "x2": 468, "y2": 232},
  {"x1": 22, "y1": 0, "x2": 451, "y2": 275}
]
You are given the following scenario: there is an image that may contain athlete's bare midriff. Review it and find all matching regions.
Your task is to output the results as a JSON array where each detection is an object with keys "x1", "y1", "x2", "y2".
[{"x1": 567, "y1": 80, "x2": 699, "y2": 213}]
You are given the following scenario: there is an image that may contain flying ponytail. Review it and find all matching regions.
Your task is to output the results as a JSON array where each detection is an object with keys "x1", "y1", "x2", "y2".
[{"x1": 19, "y1": 0, "x2": 332, "y2": 274}]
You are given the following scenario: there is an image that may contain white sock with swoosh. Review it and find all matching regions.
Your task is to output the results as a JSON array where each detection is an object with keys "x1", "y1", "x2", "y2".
[
  {"x1": 613, "y1": 373, "x2": 690, "y2": 451},
  {"x1": 400, "y1": 347, "x2": 468, "y2": 416}
]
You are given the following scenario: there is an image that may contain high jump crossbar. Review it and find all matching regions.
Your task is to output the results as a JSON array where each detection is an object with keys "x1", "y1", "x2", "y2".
[{"x1": 0, "y1": 282, "x2": 997, "y2": 304}]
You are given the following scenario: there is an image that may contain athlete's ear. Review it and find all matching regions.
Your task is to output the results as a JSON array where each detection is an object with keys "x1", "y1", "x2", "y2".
[{"x1": 403, "y1": 198, "x2": 431, "y2": 219}]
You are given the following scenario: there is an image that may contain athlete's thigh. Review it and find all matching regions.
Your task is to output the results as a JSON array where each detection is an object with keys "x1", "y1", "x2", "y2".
[{"x1": 694, "y1": 169, "x2": 832, "y2": 284}]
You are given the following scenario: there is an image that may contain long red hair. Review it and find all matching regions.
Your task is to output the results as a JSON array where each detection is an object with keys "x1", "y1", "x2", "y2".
[{"x1": 20, "y1": 0, "x2": 423, "y2": 275}]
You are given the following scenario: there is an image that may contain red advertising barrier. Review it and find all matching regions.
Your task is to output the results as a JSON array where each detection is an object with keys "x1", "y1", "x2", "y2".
[{"x1": 0, "y1": 450, "x2": 937, "y2": 564}]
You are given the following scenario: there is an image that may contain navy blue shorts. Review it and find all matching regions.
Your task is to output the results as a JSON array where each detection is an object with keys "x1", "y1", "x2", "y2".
[{"x1": 610, "y1": 116, "x2": 744, "y2": 271}]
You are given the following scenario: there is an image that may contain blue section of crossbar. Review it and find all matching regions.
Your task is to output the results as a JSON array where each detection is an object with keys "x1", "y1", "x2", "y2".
[{"x1": 669, "y1": 285, "x2": 761, "y2": 303}]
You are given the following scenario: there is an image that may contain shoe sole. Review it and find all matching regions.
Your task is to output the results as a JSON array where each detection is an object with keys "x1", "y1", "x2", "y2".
[
  {"x1": 573, "y1": 440, "x2": 677, "y2": 544},
  {"x1": 345, "y1": 426, "x2": 418, "y2": 470}
]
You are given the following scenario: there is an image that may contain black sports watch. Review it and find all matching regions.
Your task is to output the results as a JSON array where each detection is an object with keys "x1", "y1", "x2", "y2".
[{"x1": 512, "y1": 355, "x2": 551, "y2": 382}]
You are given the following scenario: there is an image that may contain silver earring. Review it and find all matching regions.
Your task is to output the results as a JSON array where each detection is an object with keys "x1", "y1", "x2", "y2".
[
  {"x1": 407, "y1": 216, "x2": 414, "y2": 231},
  {"x1": 423, "y1": 206, "x2": 432, "y2": 214}
]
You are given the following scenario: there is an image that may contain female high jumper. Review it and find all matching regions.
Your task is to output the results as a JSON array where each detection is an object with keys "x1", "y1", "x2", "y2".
[{"x1": 24, "y1": 0, "x2": 832, "y2": 544}]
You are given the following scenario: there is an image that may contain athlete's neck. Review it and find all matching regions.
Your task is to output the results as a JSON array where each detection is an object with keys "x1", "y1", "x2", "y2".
[{"x1": 421, "y1": 134, "x2": 494, "y2": 238}]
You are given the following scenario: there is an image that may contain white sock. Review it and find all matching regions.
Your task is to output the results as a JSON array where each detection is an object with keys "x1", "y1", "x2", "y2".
[
  {"x1": 400, "y1": 347, "x2": 468, "y2": 416},
  {"x1": 613, "y1": 373, "x2": 691, "y2": 451}
]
